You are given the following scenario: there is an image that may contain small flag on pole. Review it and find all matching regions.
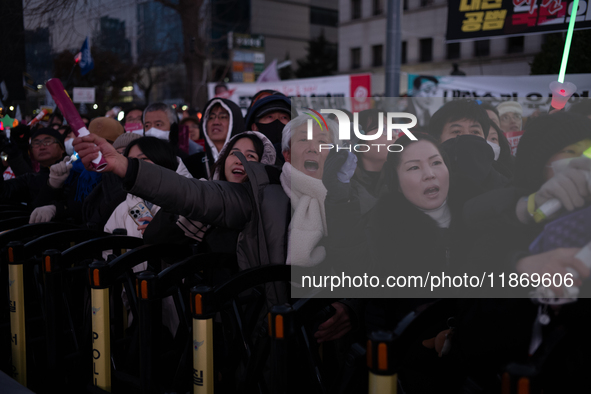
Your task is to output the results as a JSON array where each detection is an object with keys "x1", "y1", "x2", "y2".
[
  {"x1": 256, "y1": 59, "x2": 280, "y2": 83},
  {"x1": 79, "y1": 37, "x2": 94, "y2": 76}
]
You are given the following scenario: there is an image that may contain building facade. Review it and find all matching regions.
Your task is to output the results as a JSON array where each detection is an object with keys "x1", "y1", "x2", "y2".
[{"x1": 338, "y1": 0, "x2": 546, "y2": 95}]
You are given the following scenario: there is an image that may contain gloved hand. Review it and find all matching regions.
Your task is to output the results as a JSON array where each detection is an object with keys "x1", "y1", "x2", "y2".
[
  {"x1": 568, "y1": 156, "x2": 591, "y2": 192},
  {"x1": 48, "y1": 156, "x2": 73, "y2": 189},
  {"x1": 322, "y1": 149, "x2": 357, "y2": 203},
  {"x1": 29, "y1": 205, "x2": 57, "y2": 223},
  {"x1": 535, "y1": 164, "x2": 590, "y2": 212}
]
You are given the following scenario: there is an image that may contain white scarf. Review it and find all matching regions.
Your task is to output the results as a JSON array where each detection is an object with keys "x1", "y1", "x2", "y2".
[
  {"x1": 280, "y1": 162, "x2": 328, "y2": 267},
  {"x1": 418, "y1": 200, "x2": 451, "y2": 229}
]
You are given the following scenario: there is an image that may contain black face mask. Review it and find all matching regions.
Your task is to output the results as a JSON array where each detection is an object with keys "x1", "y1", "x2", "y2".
[{"x1": 254, "y1": 119, "x2": 285, "y2": 145}]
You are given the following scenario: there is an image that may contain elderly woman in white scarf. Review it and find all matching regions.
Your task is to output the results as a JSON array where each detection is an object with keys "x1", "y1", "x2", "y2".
[{"x1": 279, "y1": 114, "x2": 357, "y2": 343}]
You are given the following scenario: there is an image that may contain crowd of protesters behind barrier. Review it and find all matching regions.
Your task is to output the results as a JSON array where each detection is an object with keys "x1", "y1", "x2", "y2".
[{"x1": 2, "y1": 91, "x2": 591, "y2": 392}]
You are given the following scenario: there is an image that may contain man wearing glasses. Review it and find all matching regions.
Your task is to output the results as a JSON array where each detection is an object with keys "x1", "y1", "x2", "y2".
[
  {"x1": 0, "y1": 128, "x2": 67, "y2": 209},
  {"x1": 190, "y1": 98, "x2": 244, "y2": 179}
]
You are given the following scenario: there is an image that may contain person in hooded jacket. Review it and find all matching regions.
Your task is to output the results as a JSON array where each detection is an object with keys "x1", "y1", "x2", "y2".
[
  {"x1": 244, "y1": 95, "x2": 294, "y2": 166},
  {"x1": 182, "y1": 98, "x2": 245, "y2": 179},
  {"x1": 143, "y1": 131, "x2": 277, "y2": 252}
]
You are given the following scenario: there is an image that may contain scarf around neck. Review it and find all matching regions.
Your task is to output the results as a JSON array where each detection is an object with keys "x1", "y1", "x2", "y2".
[
  {"x1": 418, "y1": 199, "x2": 451, "y2": 229},
  {"x1": 280, "y1": 162, "x2": 328, "y2": 267}
]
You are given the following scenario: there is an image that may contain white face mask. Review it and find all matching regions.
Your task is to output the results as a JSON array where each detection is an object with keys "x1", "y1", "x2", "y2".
[
  {"x1": 487, "y1": 140, "x2": 501, "y2": 161},
  {"x1": 144, "y1": 128, "x2": 170, "y2": 140},
  {"x1": 64, "y1": 138, "x2": 75, "y2": 156}
]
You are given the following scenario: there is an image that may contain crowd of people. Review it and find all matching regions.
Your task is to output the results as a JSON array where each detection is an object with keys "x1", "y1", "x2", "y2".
[{"x1": 2, "y1": 90, "x2": 591, "y2": 392}]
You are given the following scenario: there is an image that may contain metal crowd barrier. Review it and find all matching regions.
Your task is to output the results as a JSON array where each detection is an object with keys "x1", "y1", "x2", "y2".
[{"x1": 190, "y1": 264, "x2": 291, "y2": 394}]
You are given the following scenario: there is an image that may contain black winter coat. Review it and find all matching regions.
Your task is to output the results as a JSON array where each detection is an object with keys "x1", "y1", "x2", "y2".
[{"x1": 0, "y1": 164, "x2": 63, "y2": 209}]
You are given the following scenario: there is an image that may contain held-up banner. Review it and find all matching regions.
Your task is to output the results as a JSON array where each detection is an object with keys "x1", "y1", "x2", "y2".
[
  {"x1": 207, "y1": 74, "x2": 372, "y2": 114},
  {"x1": 408, "y1": 73, "x2": 591, "y2": 116},
  {"x1": 407, "y1": 73, "x2": 591, "y2": 153},
  {"x1": 447, "y1": 0, "x2": 591, "y2": 41}
]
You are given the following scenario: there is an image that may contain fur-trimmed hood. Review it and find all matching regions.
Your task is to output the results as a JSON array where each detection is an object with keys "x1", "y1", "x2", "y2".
[{"x1": 212, "y1": 131, "x2": 276, "y2": 180}]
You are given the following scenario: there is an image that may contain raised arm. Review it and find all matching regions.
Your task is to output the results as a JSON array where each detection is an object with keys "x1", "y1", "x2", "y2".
[{"x1": 74, "y1": 133, "x2": 253, "y2": 230}]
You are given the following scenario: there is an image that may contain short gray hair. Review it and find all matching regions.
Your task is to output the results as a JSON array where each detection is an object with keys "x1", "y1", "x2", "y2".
[
  {"x1": 143, "y1": 102, "x2": 178, "y2": 126},
  {"x1": 281, "y1": 114, "x2": 340, "y2": 152}
]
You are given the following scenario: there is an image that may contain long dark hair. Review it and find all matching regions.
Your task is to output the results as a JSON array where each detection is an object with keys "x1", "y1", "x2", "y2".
[
  {"x1": 212, "y1": 134, "x2": 265, "y2": 181},
  {"x1": 123, "y1": 136, "x2": 178, "y2": 172}
]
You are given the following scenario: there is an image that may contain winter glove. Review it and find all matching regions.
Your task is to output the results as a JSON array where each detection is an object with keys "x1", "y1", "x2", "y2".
[
  {"x1": 322, "y1": 149, "x2": 357, "y2": 203},
  {"x1": 29, "y1": 205, "x2": 57, "y2": 223},
  {"x1": 534, "y1": 165, "x2": 590, "y2": 212},
  {"x1": 48, "y1": 156, "x2": 73, "y2": 189}
]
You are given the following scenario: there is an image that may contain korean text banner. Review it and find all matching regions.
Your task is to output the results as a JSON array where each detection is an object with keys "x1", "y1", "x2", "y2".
[
  {"x1": 447, "y1": 0, "x2": 591, "y2": 42},
  {"x1": 207, "y1": 73, "x2": 371, "y2": 115}
]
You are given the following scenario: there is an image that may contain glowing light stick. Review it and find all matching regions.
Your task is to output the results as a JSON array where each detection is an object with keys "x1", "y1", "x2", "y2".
[
  {"x1": 549, "y1": 0, "x2": 580, "y2": 110},
  {"x1": 558, "y1": 0, "x2": 580, "y2": 84},
  {"x1": 45, "y1": 79, "x2": 107, "y2": 171}
]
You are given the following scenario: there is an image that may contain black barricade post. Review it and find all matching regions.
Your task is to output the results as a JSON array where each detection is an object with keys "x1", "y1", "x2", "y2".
[
  {"x1": 269, "y1": 304, "x2": 295, "y2": 393},
  {"x1": 88, "y1": 260, "x2": 111, "y2": 392},
  {"x1": 112, "y1": 228, "x2": 128, "y2": 341},
  {"x1": 7, "y1": 241, "x2": 27, "y2": 387},
  {"x1": 502, "y1": 363, "x2": 538, "y2": 394},
  {"x1": 190, "y1": 285, "x2": 215, "y2": 394},
  {"x1": 367, "y1": 331, "x2": 397, "y2": 394},
  {"x1": 41, "y1": 249, "x2": 65, "y2": 384},
  {"x1": 136, "y1": 271, "x2": 161, "y2": 394}
]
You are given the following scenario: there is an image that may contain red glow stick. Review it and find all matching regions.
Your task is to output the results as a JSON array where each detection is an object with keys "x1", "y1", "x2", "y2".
[{"x1": 27, "y1": 109, "x2": 49, "y2": 127}]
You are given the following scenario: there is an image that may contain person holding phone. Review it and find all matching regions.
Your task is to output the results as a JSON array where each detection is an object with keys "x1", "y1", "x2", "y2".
[{"x1": 103, "y1": 136, "x2": 193, "y2": 244}]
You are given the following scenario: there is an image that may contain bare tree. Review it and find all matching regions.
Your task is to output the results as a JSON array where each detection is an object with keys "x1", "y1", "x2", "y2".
[{"x1": 154, "y1": 0, "x2": 207, "y2": 108}]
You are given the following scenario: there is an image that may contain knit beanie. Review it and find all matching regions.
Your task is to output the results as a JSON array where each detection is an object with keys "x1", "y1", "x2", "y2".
[
  {"x1": 113, "y1": 133, "x2": 142, "y2": 151},
  {"x1": 496, "y1": 101, "x2": 523, "y2": 117},
  {"x1": 31, "y1": 127, "x2": 66, "y2": 150},
  {"x1": 513, "y1": 112, "x2": 591, "y2": 192},
  {"x1": 89, "y1": 117, "x2": 124, "y2": 143}
]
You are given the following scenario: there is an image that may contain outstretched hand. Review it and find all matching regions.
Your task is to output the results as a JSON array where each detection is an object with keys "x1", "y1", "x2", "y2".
[{"x1": 73, "y1": 134, "x2": 128, "y2": 177}]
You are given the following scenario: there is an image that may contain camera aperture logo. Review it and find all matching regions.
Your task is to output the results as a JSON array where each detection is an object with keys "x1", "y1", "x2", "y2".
[{"x1": 303, "y1": 109, "x2": 418, "y2": 153}]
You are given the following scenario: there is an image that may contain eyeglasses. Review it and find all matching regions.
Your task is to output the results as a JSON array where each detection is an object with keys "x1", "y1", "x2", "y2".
[
  {"x1": 208, "y1": 113, "x2": 229, "y2": 121},
  {"x1": 31, "y1": 139, "x2": 59, "y2": 147}
]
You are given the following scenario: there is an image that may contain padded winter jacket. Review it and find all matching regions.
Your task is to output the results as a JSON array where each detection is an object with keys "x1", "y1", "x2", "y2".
[{"x1": 122, "y1": 152, "x2": 290, "y2": 306}]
